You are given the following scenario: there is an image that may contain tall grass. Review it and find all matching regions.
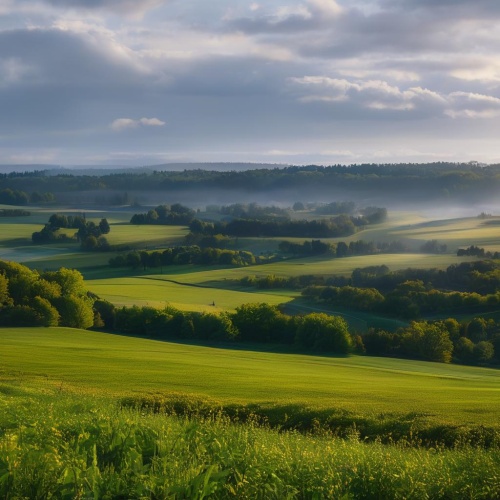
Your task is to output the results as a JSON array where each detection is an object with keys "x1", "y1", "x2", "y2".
[{"x1": 0, "y1": 385, "x2": 499, "y2": 499}]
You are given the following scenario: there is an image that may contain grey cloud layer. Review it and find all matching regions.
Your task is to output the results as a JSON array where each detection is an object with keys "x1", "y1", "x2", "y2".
[
  {"x1": 42, "y1": 0, "x2": 168, "y2": 14},
  {"x1": 1, "y1": 0, "x2": 500, "y2": 165}
]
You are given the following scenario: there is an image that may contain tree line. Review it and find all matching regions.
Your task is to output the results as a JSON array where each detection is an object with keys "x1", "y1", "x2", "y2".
[
  {"x1": 213, "y1": 202, "x2": 290, "y2": 221},
  {"x1": 3, "y1": 162, "x2": 500, "y2": 204},
  {"x1": 278, "y1": 238, "x2": 407, "y2": 258},
  {"x1": 109, "y1": 246, "x2": 263, "y2": 269},
  {"x1": 189, "y1": 215, "x2": 361, "y2": 238},
  {"x1": 303, "y1": 281, "x2": 500, "y2": 319},
  {"x1": 364, "y1": 317, "x2": 498, "y2": 365},
  {"x1": 32, "y1": 214, "x2": 111, "y2": 250},
  {"x1": 0, "y1": 209, "x2": 30, "y2": 217},
  {"x1": 0, "y1": 260, "x2": 95, "y2": 329},
  {"x1": 0, "y1": 188, "x2": 55, "y2": 205},
  {"x1": 109, "y1": 302, "x2": 356, "y2": 355},
  {"x1": 2, "y1": 259, "x2": 498, "y2": 365},
  {"x1": 130, "y1": 204, "x2": 195, "y2": 225},
  {"x1": 114, "y1": 300, "x2": 500, "y2": 364},
  {"x1": 240, "y1": 261, "x2": 500, "y2": 298},
  {"x1": 130, "y1": 204, "x2": 386, "y2": 239},
  {"x1": 457, "y1": 245, "x2": 500, "y2": 259},
  {"x1": 0, "y1": 260, "x2": 355, "y2": 355},
  {"x1": 330, "y1": 261, "x2": 500, "y2": 295}
]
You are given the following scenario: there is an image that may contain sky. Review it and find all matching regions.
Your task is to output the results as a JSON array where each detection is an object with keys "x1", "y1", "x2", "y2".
[{"x1": 1, "y1": 0, "x2": 500, "y2": 167}]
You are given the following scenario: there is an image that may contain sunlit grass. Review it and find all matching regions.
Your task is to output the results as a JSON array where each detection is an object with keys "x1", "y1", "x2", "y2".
[
  {"x1": 2, "y1": 328, "x2": 499, "y2": 427},
  {"x1": 106, "y1": 223, "x2": 188, "y2": 246},
  {"x1": 86, "y1": 276, "x2": 297, "y2": 311},
  {"x1": 0, "y1": 383, "x2": 498, "y2": 498}
]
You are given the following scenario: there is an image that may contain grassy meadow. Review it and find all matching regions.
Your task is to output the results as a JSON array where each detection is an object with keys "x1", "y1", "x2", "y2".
[
  {"x1": 85, "y1": 275, "x2": 298, "y2": 311},
  {"x1": 2, "y1": 328, "x2": 499, "y2": 428},
  {"x1": 1, "y1": 382, "x2": 499, "y2": 498}
]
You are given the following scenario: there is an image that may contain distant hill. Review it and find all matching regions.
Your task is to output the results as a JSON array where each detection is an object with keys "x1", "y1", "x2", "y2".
[{"x1": 0, "y1": 162, "x2": 289, "y2": 176}]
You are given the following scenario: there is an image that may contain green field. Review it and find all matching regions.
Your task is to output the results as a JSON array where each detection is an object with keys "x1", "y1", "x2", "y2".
[
  {"x1": 86, "y1": 275, "x2": 298, "y2": 311},
  {"x1": 0, "y1": 209, "x2": 492, "y2": 277},
  {"x1": 82, "y1": 252, "x2": 472, "y2": 317},
  {"x1": 2, "y1": 328, "x2": 499, "y2": 428},
  {"x1": 106, "y1": 223, "x2": 188, "y2": 247},
  {"x1": 238, "y1": 213, "x2": 500, "y2": 253}
]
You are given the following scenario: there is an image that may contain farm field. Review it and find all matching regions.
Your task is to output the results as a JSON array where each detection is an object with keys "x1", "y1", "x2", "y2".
[
  {"x1": 2, "y1": 208, "x2": 492, "y2": 324},
  {"x1": 0, "y1": 204, "x2": 500, "y2": 497},
  {"x1": 86, "y1": 275, "x2": 298, "y2": 311},
  {"x1": 0, "y1": 218, "x2": 187, "y2": 268},
  {"x1": 2, "y1": 210, "x2": 498, "y2": 268},
  {"x1": 2, "y1": 328, "x2": 499, "y2": 428},
  {"x1": 234, "y1": 213, "x2": 500, "y2": 253}
]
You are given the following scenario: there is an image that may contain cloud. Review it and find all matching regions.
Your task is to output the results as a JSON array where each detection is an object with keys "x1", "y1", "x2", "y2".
[
  {"x1": 0, "y1": 28, "x2": 148, "y2": 88},
  {"x1": 290, "y1": 76, "x2": 447, "y2": 114},
  {"x1": 2, "y1": 0, "x2": 500, "y2": 165},
  {"x1": 226, "y1": 0, "x2": 342, "y2": 34},
  {"x1": 0, "y1": 58, "x2": 36, "y2": 86},
  {"x1": 41, "y1": 0, "x2": 167, "y2": 15},
  {"x1": 446, "y1": 92, "x2": 500, "y2": 119},
  {"x1": 111, "y1": 117, "x2": 165, "y2": 131},
  {"x1": 382, "y1": 0, "x2": 500, "y2": 18},
  {"x1": 307, "y1": 0, "x2": 342, "y2": 18},
  {"x1": 289, "y1": 75, "x2": 500, "y2": 119}
]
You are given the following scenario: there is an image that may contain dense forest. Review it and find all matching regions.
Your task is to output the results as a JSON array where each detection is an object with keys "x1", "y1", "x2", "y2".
[{"x1": 1, "y1": 162, "x2": 500, "y2": 204}]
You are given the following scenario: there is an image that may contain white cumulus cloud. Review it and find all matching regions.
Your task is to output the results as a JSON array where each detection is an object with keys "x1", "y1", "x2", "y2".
[{"x1": 111, "y1": 117, "x2": 165, "y2": 131}]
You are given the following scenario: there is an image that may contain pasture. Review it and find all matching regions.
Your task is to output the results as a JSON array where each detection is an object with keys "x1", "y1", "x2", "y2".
[
  {"x1": 2, "y1": 328, "x2": 499, "y2": 428},
  {"x1": 236, "y1": 212, "x2": 500, "y2": 254},
  {"x1": 0, "y1": 209, "x2": 495, "y2": 272},
  {"x1": 86, "y1": 275, "x2": 298, "y2": 311}
]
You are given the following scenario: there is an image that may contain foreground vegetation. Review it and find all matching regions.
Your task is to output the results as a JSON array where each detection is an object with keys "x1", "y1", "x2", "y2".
[{"x1": 1, "y1": 382, "x2": 499, "y2": 499}]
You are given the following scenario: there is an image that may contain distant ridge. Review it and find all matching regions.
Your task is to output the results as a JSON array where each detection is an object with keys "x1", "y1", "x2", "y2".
[
  {"x1": 147, "y1": 162, "x2": 290, "y2": 172},
  {"x1": 0, "y1": 162, "x2": 289, "y2": 176}
]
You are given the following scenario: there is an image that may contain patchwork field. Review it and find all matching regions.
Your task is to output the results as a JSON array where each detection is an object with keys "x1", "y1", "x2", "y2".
[
  {"x1": 2, "y1": 210, "x2": 498, "y2": 272},
  {"x1": 1, "y1": 209, "x2": 491, "y2": 323}
]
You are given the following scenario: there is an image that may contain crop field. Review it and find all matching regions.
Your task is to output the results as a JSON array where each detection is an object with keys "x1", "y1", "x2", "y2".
[
  {"x1": 138, "y1": 253, "x2": 472, "y2": 284},
  {"x1": 0, "y1": 219, "x2": 188, "y2": 269},
  {"x1": 81, "y1": 252, "x2": 464, "y2": 316},
  {"x1": 263, "y1": 213, "x2": 500, "y2": 255},
  {"x1": 84, "y1": 274, "x2": 405, "y2": 330},
  {"x1": 0, "y1": 210, "x2": 492, "y2": 274},
  {"x1": 86, "y1": 275, "x2": 298, "y2": 311},
  {"x1": 2, "y1": 328, "x2": 499, "y2": 428},
  {"x1": 0, "y1": 222, "x2": 44, "y2": 242},
  {"x1": 105, "y1": 223, "x2": 188, "y2": 247}
]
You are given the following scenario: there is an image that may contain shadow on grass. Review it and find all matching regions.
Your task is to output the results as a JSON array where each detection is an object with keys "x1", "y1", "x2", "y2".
[
  {"x1": 121, "y1": 391, "x2": 500, "y2": 449},
  {"x1": 93, "y1": 328, "x2": 352, "y2": 359},
  {"x1": 283, "y1": 297, "x2": 409, "y2": 333}
]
